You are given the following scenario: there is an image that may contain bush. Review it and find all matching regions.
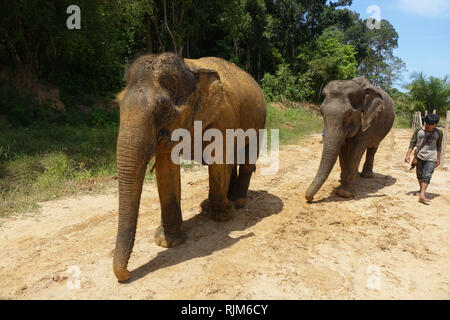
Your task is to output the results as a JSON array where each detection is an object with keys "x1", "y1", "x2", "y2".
[
  {"x1": 89, "y1": 108, "x2": 119, "y2": 127},
  {"x1": 261, "y1": 64, "x2": 314, "y2": 102},
  {"x1": 0, "y1": 87, "x2": 57, "y2": 127},
  {"x1": 0, "y1": 85, "x2": 120, "y2": 129}
]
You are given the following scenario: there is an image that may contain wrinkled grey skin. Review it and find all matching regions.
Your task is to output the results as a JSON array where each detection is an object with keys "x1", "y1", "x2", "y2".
[{"x1": 305, "y1": 77, "x2": 395, "y2": 201}]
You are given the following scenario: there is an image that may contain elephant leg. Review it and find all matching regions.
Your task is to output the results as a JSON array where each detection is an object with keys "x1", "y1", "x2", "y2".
[
  {"x1": 360, "y1": 146, "x2": 378, "y2": 178},
  {"x1": 229, "y1": 164, "x2": 255, "y2": 208},
  {"x1": 337, "y1": 142, "x2": 367, "y2": 197},
  {"x1": 208, "y1": 164, "x2": 235, "y2": 221},
  {"x1": 154, "y1": 152, "x2": 186, "y2": 248},
  {"x1": 227, "y1": 165, "x2": 238, "y2": 200}
]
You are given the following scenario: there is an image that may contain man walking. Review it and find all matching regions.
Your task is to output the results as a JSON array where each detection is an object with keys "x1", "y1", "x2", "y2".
[{"x1": 405, "y1": 114, "x2": 443, "y2": 203}]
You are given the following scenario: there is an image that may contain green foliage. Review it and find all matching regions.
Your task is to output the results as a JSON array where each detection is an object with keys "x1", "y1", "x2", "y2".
[
  {"x1": 0, "y1": 87, "x2": 120, "y2": 215},
  {"x1": 387, "y1": 74, "x2": 450, "y2": 125},
  {"x1": 0, "y1": 123, "x2": 119, "y2": 216},
  {"x1": 406, "y1": 73, "x2": 450, "y2": 116},
  {"x1": 301, "y1": 27, "x2": 357, "y2": 100},
  {"x1": 350, "y1": 19, "x2": 406, "y2": 90},
  {"x1": 0, "y1": 1, "x2": 128, "y2": 97},
  {"x1": 393, "y1": 112, "x2": 411, "y2": 129},
  {"x1": 261, "y1": 63, "x2": 313, "y2": 102},
  {"x1": 388, "y1": 88, "x2": 416, "y2": 114},
  {"x1": 0, "y1": 0, "x2": 406, "y2": 100},
  {"x1": 0, "y1": 85, "x2": 119, "y2": 129},
  {"x1": 0, "y1": 87, "x2": 57, "y2": 127},
  {"x1": 89, "y1": 108, "x2": 120, "y2": 127}
]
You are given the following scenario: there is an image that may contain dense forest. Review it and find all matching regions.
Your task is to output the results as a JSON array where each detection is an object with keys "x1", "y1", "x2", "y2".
[
  {"x1": 1, "y1": 0, "x2": 448, "y2": 117},
  {"x1": 0, "y1": 1, "x2": 407, "y2": 102}
]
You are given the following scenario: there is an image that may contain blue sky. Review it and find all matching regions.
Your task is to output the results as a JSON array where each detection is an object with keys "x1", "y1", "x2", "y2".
[{"x1": 345, "y1": 0, "x2": 450, "y2": 88}]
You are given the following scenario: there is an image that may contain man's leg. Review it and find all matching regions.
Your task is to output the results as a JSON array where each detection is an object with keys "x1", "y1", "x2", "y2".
[
  {"x1": 419, "y1": 160, "x2": 436, "y2": 202},
  {"x1": 419, "y1": 182, "x2": 429, "y2": 202},
  {"x1": 416, "y1": 160, "x2": 424, "y2": 197},
  {"x1": 416, "y1": 179, "x2": 422, "y2": 196}
]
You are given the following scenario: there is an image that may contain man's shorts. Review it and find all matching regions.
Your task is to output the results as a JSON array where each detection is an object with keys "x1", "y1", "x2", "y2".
[{"x1": 416, "y1": 158, "x2": 436, "y2": 184}]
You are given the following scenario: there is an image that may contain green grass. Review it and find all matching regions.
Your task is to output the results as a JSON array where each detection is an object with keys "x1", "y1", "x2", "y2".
[
  {"x1": 0, "y1": 124, "x2": 119, "y2": 217},
  {"x1": 0, "y1": 102, "x2": 323, "y2": 218},
  {"x1": 394, "y1": 112, "x2": 412, "y2": 128},
  {"x1": 266, "y1": 103, "x2": 323, "y2": 144}
]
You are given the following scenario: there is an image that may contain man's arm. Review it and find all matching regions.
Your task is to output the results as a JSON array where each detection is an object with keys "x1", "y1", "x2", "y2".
[
  {"x1": 405, "y1": 128, "x2": 420, "y2": 163},
  {"x1": 436, "y1": 129, "x2": 443, "y2": 152},
  {"x1": 436, "y1": 129, "x2": 443, "y2": 168},
  {"x1": 409, "y1": 128, "x2": 420, "y2": 149},
  {"x1": 405, "y1": 148, "x2": 414, "y2": 163}
]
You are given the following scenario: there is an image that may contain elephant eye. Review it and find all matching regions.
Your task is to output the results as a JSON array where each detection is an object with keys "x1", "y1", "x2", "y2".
[{"x1": 157, "y1": 128, "x2": 171, "y2": 142}]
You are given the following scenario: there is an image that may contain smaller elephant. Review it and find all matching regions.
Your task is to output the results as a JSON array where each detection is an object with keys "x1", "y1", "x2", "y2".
[{"x1": 305, "y1": 77, "x2": 395, "y2": 201}]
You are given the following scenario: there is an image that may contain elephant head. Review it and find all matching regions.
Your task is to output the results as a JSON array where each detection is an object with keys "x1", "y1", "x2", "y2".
[
  {"x1": 113, "y1": 53, "x2": 224, "y2": 281},
  {"x1": 305, "y1": 77, "x2": 384, "y2": 202}
]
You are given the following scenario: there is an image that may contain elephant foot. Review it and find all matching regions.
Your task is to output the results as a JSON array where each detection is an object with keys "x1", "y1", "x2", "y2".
[
  {"x1": 201, "y1": 199, "x2": 235, "y2": 221},
  {"x1": 232, "y1": 197, "x2": 247, "y2": 209},
  {"x1": 154, "y1": 225, "x2": 187, "y2": 248},
  {"x1": 200, "y1": 198, "x2": 210, "y2": 213},
  {"x1": 360, "y1": 170, "x2": 374, "y2": 178},
  {"x1": 211, "y1": 202, "x2": 235, "y2": 222},
  {"x1": 114, "y1": 267, "x2": 130, "y2": 283},
  {"x1": 335, "y1": 186, "x2": 355, "y2": 198}
]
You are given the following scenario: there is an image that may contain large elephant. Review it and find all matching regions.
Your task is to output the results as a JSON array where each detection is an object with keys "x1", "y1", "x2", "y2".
[
  {"x1": 305, "y1": 77, "x2": 395, "y2": 201},
  {"x1": 113, "y1": 52, "x2": 266, "y2": 282}
]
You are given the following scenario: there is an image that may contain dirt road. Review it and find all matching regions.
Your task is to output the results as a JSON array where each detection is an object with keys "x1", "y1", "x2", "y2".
[{"x1": 1, "y1": 128, "x2": 449, "y2": 299}]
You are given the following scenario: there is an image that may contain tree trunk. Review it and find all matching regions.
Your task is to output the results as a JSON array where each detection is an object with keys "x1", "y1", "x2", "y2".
[
  {"x1": 145, "y1": 14, "x2": 153, "y2": 54},
  {"x1": 257, "y1": 48, "x2": 261, "y2": 83},
  {"x1": 186, "y1": 36, "x2": 190, "y2": 58},
  {"x1": 164, "y1": 0, "x2": 178, "y2": 55},
  {"x1": 233, "y1": 37, "x2": 238, "y2": 60}
]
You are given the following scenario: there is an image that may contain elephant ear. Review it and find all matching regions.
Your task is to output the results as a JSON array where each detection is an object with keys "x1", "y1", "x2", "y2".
[
  {"x1": 115, "y1": 88, "x2": 126, "y2": 105},
  {"x1": 361, "y1": 87, "x2": 384, "y2": 132},
  {"x1": 191, "y1": 68, "x2": 224, "y2": 124}
]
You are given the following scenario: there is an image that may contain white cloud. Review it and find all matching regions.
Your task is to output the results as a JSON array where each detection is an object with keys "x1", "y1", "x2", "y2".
[{"x1": 399, "y1": 0, "x2": 450, "y2": 17}]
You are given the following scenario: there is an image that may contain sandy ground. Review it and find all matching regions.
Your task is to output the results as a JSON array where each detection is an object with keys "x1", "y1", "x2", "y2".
[{"x1": 0, "y1": 128, "x2": 449, "y2": 300}]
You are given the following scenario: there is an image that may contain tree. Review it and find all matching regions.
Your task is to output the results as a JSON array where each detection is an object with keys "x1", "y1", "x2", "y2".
[
  {"x1": 384, "y1": 54, "x2": 406, "y2": 90},
  {"x1": 240, "y1": 0, "x2": 273, "y2": 81},
  {"x1": 406, "y1": 73, "x2": 450, "y2": 116},
  {"x1": 302, "y1": 27, "x2": 357, "y2": 100},
  {"x1": 261, "y1": 63, "x2": 313, "y2": 102},
  {"x1": 0, "y1": 0, "x2": 406, "y2": 106},
  {"x1": 353, "y1": 19, "x2": 404, "y2": 89}
]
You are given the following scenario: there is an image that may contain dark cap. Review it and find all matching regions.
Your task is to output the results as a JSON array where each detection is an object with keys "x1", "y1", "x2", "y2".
[{"x1": 424, "y1": 114, "x2": 440, "y2": 124}]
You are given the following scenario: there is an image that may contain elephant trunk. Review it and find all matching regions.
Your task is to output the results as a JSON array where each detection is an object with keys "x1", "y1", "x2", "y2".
[
  {"x1": 113, "y1": 126, "x2": 154, "y2": 282},
  {"x1": 305, "y1": 128, "x2": 344, "y2": 201}
]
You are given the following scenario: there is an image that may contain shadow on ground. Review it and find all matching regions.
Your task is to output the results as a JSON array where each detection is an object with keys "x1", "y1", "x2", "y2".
[
  {"x1": 127, "y1": 189, "x2": 283, "y2": 283},
  {"x1": 406, "y1": 191, "x2": 440, "y2": 200},
  {"x1": 309, "y1": 172, "x2": 397, "y2": 204}
]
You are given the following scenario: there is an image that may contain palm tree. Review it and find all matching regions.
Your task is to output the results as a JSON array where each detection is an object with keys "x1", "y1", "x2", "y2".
[{"x1": 405, "y1": 72, "x2": 450, "y2": 116}]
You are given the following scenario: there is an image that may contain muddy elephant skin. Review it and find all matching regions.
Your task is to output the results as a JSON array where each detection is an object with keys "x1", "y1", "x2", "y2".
[
  {"x1": 305, "y1": 77, "x2": 395, "y2": 201},
  {"x1": 113, "y1": 53, "x2": 266, "y2": 282}
]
